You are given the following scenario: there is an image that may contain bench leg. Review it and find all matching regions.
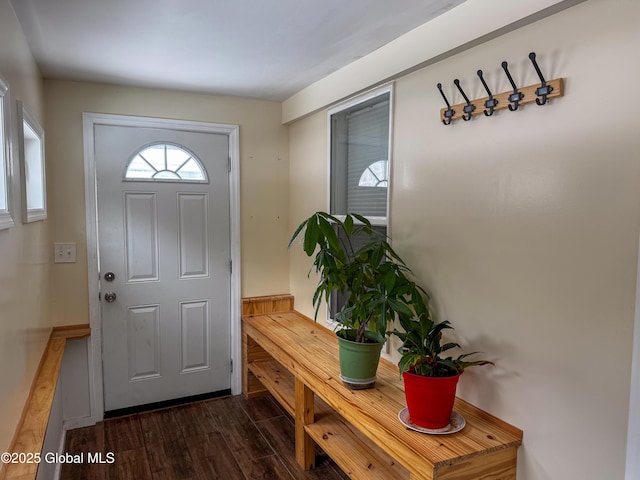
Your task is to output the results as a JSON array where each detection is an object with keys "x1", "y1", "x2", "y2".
[{"x1": 295, "y1": 377, "x2": 315, "y2": 470}]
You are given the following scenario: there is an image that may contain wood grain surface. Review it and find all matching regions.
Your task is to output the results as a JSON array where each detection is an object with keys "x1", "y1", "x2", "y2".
[
  {"x1": 243, "y1": 311, "x2": 523, "y2": 480},
  {"x1": 61, "y1": 395, "x2": 348, "y2": 480}
]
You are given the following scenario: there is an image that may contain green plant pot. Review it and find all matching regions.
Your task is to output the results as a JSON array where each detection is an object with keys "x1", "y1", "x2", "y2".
[{"x1": 336, "y1": 331, "x2": 384, "y2": 390}]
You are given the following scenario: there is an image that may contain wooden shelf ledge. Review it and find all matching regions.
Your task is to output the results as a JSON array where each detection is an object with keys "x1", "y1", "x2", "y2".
[
  {"x1": 249, "y1": 359, "x2": 296, "y2": 416},
  {"x1": 51, "y1": 324, "x2": 91, "y2": 340},
  {"x1": 249, "y1": 358, "x2": 408, "y2": 479},
  {"x1": 1, "y1": 324, "x2": 90, "y2": 480},
  {"x1": 242, "y1": 309, "x2": 523, "y2": 480},
  {"x1": 306, "y1": 414, "x2": 409, "y2": 480},
  {"x1": 242, "y1": 294, "x2": 295, "y2": 316}
]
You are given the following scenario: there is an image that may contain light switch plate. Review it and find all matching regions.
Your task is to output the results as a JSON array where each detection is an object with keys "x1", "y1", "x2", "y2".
[{"x1": 54, "y1": 242, "x2": 77, "y2": 263}]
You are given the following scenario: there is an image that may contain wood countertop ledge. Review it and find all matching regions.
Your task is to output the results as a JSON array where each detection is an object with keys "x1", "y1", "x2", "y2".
[{"x1": 1, "y1": 324, "x2": 90, "y2": 480}]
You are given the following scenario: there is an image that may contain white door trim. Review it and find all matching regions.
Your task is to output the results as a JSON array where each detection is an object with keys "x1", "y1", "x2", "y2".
[
  {"x1": 626, "y1": 236, "x2": 640, "y2": 479},
  {"x1": 82, "y1": 112, "x2": 241, "y2": 423}
]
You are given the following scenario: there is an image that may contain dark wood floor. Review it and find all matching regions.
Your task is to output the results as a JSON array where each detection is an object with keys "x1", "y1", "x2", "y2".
[{"x1": 61, "y1": 395, "x2": 349, "y2": 480}]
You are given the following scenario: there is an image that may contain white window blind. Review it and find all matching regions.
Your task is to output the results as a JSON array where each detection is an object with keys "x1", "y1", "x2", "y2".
[{"x1": 331, "y1": 93, "x2": 390, "y2": 218}]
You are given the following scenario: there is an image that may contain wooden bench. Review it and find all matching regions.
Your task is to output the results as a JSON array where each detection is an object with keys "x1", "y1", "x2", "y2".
[
  {"x1": 242, "y1": 296, "x2": 523, "y2": 480},
  {"x1": 1, "y1": 325, "x2": 91, "y2": 480}
]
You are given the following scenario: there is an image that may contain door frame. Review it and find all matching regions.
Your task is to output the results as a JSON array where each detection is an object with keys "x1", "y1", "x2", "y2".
[
  {"x1": 82, "y1": 112, "x2": 241, "y2": 423},
  {"x1": 627, "y1": 235, "x2": 640, "y2": 479}
]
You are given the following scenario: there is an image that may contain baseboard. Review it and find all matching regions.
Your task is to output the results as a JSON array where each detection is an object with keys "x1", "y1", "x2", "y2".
[
  {"x1": 52, "y1": 425, "x2": 67, "y2": 480},
  {"x1": 63, "y1": 415, "x2": 95, "y2": 431}
]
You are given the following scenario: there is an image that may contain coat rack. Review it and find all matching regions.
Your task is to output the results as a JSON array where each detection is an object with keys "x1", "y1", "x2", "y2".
[{"x1": 438, "y1": 52, "x2": 564, "y2": 125}]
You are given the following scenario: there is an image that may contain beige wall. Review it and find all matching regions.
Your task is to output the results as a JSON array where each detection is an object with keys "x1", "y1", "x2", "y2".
[
  {"x1": 0, "y1": 0, "x2": 48, "y2": 454},
  {"x1": 44, "y1": 80, "x2": 290, "y2": 326},
  {"x1": 288, "y1": 0, "x2": 639, "y2": 478},
  {"x1": 289, "y1": 112, "x2": 328, "y2": 315}
]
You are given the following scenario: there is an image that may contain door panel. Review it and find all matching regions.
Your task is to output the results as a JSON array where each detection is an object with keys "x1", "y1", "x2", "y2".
[
  {"x1": 96, "y1": 124, "x2": 231, "y2": 411},
  {"x1": 180, "y1": 300, "x2": 210, "y2": 372},
  {"x1": 178, "y1": 193, "x2": 209, "y2": 278},
  {"x1": 127, "y1": 305, "x2": 161, "y2": 380},
  {"x1": 124, "y1": 192, "x2": 159, "y2": 282}
]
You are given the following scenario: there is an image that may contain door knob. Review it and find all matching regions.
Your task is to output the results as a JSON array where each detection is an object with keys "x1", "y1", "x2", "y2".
[
  {"x1": 104, "y1": 272, "x2": 115, "y2": 282},
  {"x1": 104, "y1": 292, "x2": 117, "y2": 303}
]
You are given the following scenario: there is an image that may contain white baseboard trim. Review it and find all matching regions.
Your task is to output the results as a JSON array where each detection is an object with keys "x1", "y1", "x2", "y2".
[
  {"x1": 52, "y1": 424, "x2": 66, "y2": 480},
  {"x1": 626, "y1": 237, "x2": 640, "y2": 479},
  {"x1": 64, "y1": 415, "x2": 96, "y2": 431},
  {"x1": 48, "y1": 417, "x2": 94, "y2": 479}
]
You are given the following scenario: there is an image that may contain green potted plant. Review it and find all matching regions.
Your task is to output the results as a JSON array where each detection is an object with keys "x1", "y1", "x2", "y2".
[
  {"x1": 289, "y1": 211, "x2": 428, "y2": 389},
  {"x1": 392, "y1": 311, "x2": 494, "y2": 429}
]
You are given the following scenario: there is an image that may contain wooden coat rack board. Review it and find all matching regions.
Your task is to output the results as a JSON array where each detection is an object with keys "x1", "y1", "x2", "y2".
[{"x1": 438, "y1": 52, "x2": 565, "y2": 125}]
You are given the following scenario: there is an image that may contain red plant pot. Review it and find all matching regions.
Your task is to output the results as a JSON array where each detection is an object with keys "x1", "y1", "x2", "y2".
[{"x1": 402, "y1": 371, "x2": 461, "y2": 429}]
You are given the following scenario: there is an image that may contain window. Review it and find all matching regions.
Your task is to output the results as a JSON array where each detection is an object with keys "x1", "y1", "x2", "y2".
[
  {"x1": 328, "y1": 86, "x2": 392, "y2": 318},
  {"x1": 124, "y1": 143, "x2": 207, "y2": 183},
  {"x1": 17, "y1": 101, "x2": 46, "y2": 223},
  {"x1": 0, "y1": 74, "x2": 14, "y2": 230},
  {"x1": 358, "y1": 159, "x2": 388, "y2": 187},
  {"x1": 329, "y1": 88, "x2": 391, "y2": 221}
]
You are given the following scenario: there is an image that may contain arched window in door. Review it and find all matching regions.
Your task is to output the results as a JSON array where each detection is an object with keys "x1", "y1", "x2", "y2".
[{"x1": 124, "y1": 142, "x2": 208, "y2": 183}]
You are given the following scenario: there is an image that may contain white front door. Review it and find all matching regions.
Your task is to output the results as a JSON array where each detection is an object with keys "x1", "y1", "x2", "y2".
[{"x1": 95, "y1": 124, "x2": 231, "y2": 412}]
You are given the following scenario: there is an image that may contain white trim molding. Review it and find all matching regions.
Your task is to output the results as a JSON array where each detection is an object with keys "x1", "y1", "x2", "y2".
[
  {"x1": 17, "y1": 100, "x2": 47, "y2": 223},
  {"x1": 0, "y1": 74, "x2": 14, "y2": 230},
  {"x1": 626, "y1": 235, "x2": 640, "y2": 479},
  {"x1": 82, "y1": 113, "x2": 241, "y2": 422}
]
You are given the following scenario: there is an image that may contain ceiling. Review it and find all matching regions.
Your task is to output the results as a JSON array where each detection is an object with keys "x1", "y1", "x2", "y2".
[{"x1": 10, "y1": 0, "x2": 466, "y2": 102}]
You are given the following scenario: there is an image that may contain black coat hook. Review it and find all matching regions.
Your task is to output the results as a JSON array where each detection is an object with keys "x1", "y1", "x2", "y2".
[
  {"x1": 501, "y1": 61, "x2": 524, "y2": 111},
  {"x1": 477, "y1": 70, "x2": 498, "y2": 116},
  {"x1": 529, "y1": 52, "x2": 553, "y2": 105},
  {"x1": 453, "y1": 79, "x2": 476, "y2": 121},
  {"x1": 437, "y1": 83, "x2": 455, "y2": 125}
]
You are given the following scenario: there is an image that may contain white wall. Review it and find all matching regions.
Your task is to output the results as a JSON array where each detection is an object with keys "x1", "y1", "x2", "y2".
[
  {"x1": 0, "y1": 0, "x2": 49, "y2": 455},
  {"x1": 288, "y1": 0, "x2": 640, "y2": 478},
  {"x1": 61, "y1": 338, "x2": 92, "y2": 428}
]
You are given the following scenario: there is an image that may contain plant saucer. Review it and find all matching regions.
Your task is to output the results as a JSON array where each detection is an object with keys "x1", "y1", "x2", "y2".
[
  {"x1": 339, "y1": 374, "x2": 376, "y2": 390},
  {"x1": 398, "y1": 408, "x2": 465, "y2": 435}
]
